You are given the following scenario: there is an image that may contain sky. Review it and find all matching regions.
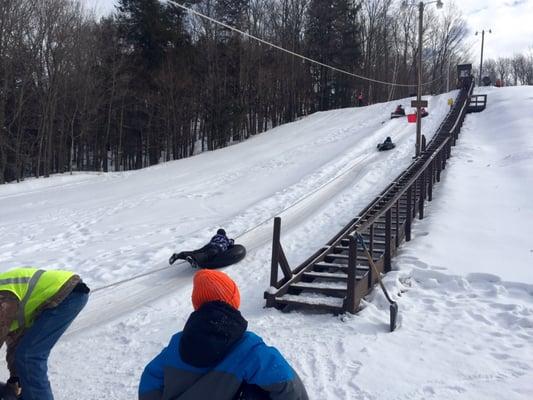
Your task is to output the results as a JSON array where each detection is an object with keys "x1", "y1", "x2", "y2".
[{"x1": 86, "y1": 0, "x2": 532, "y2": 60}]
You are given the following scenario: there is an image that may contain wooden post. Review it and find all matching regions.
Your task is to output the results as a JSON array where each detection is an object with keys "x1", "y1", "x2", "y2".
[
  {"x1": 412, "y1": 180, "x2": 417, "y2": 219},
  {"x1": 270, "y1": 217, "x2": 281, "y2": 287},
  {"x1": 419, "y1": 172, "x2": 425, "y2": 220},
  {"x1": 385, "y1": 209, "x2": 392, "y2": 272},
  {"x1": 428, "y1": 161, "x2": 433, "y2": 202},
  {"x1": 369, "y1": 224, "x2": 374, "y2": 259},
  {"x1": 405, "y1": 186, "x2": 412, "y2": 242},
  {"x1": 436, "y1": 152, "x2": 442, "y2": 182},
  {"x1": 395, "y1": 200, "x2": 400, "y2": 247},
  {"x1": 345, "y1": 236, "x2": 358, "y2": 313}
]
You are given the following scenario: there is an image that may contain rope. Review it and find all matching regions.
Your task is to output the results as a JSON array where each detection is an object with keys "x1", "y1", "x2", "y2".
[
  {"x1": 91, "y1": 145, "x2": 375, "y2": 293},
  {"x1": 162, "y1": 0, "x2": 443, "y2": 88}
]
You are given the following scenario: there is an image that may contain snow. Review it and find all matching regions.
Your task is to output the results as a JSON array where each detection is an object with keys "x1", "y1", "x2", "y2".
[{"x1": 1, "y1": 87, "x2": 532, "y2": 399}]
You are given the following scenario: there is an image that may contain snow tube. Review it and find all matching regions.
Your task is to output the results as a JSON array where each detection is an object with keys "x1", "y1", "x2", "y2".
[
  {"x1": 377, "y1": 143, "x2": 396, "y2": 151},
  {"x1": 198, "y1": 244, "x2": 247, "y2": 269},
  {"x1": 390, "y1": 112, "x2": 405, "y2": 119}
]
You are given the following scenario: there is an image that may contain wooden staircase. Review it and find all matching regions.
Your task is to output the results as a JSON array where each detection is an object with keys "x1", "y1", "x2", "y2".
[{"x1": 265, "y1": 83, "x2": 474, "y2": 314}]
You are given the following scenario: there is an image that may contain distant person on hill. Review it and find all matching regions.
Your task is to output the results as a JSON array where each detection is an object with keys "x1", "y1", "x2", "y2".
[
  {"x1": 169, "y1": 228, "x2": 235, "y2": 267},
  {"x1": 377, "y1": 136, "x2": 396, "y2": 151},
  {"x1": 138, "y1": 269, "x2": 309, "y2": 400},
  {"x1": 391, "y1": 105, "x2": 405, "y2": 117},
  {"x1": 0, "y1": 268, "x2": 89, "y2": 400},
  {"x1": 356, "y1": 92, "x2": 365, "y2": 107}
]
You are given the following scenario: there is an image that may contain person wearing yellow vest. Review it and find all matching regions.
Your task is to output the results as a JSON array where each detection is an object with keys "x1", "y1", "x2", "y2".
[{"x1": 0, "y1": 268, "x2": 89, "y2": 400}]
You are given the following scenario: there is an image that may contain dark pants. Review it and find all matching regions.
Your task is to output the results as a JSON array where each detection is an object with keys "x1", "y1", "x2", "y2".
[
  {"x1": 15, "y1": 291, "x2": 89, "y2": 400},
  {"x1": 182, "y1": 244, "x2": 221, "y2": 265}
]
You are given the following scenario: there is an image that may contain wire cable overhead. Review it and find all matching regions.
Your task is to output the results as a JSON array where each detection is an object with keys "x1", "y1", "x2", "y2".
[{"x1": 162, "y1": 0, "x2": 442, "y2": 88}]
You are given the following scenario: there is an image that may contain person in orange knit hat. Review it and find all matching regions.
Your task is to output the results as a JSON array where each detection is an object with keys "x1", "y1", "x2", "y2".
[
  {"x1": 139, "y1": 270, "x2": 309, "y2": 400},
  {"x1": 191, "y1": 269, "x2": 240, "y2": 310}
]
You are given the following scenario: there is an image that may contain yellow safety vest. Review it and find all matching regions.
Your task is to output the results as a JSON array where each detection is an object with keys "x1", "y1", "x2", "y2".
[{"x1": 0, "y1": 268, "x2": 75, "y2": 332}]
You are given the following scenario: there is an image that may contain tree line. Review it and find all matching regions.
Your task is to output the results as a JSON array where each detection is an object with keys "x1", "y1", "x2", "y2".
[
  {"x1": 481, "y1": 51, "x2": 533, "y2": 86},
  {"x1": 0, "y1": 0, "x2": 469, "y2": 183}
]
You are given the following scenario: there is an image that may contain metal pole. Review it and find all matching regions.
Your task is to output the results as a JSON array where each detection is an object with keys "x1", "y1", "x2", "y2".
[
  {"x1": 446, "y1": 59, "x2": 450, "y2": 92},
  {"x1": 416, "y1": 1, "x2": 424, "y2": 157},
  {"x1": 479, "y1": 30, "x2": 485, "y2": 85}
]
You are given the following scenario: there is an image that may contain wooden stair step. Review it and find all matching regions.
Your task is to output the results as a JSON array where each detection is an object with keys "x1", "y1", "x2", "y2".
[
  {"x1": 314, "y1": 262, "x2": 370, "y2": 271},
  {"x1": 274, "y1": 294, "x2": 344, "y2": 313},
  {"x1": 325, "y1": 253, "x2": 370, "y2": 262},
  {"x1": 323, "y1": 244, "x2": 386, "y2": 252},
  {"x1": 302, "y1": 271, "x2": 349, "y2": 281},
  {"x1": 324, "y1": 253, "x2": 385, "y2": 263},
  {"x1": 290, "y1": 282, "x2": 348, "y2": 297}
]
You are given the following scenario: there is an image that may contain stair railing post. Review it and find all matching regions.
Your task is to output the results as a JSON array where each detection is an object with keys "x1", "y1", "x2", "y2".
[
  {"x1": 418, "y1": 171, "x2": 426, "y2": 219},
  {"x1": 405, "y1": 186, "x2": 412, "y2": 242},
  {"x1": 395, "y1": 200, "x2": 400, "y2": 247},
  {"x1": 270, "y1": 217, "x2": 281, "y2": 287},
  {"x1": 428, "y1": 161, "x2": 434, "y2": 202},
  {"x1": 345, "y1": 235, "x2": 358, "y2": 313},
  {"x1": 436, "y1": 151, "x2": 442, "y2": 182},
  {"x1": 412, "y1": 179, "x2": 417, "y2": 219},
  {"x1": 385, "y1": 209, "x2": 392, "y2": 272},
  {"x1": 369, "y1": 224, "x2": 374, "y2": 258}
]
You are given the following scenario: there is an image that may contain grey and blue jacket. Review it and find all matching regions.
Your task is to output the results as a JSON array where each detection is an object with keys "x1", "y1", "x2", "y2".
[
  {"x1": 209, "y1": 233, "x2": 234, "y2": 251},
  {"x1": 139, "y1": 301, "x2": 308, "y2": 400},
  {"x1": 209, "y1": 233, "x2": 234, "y2": 252}
]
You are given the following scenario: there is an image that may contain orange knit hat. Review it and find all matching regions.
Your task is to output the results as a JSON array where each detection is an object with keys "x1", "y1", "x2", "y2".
[{"x1": 192, "y1": 269, "x2": 240, "y2": 310}]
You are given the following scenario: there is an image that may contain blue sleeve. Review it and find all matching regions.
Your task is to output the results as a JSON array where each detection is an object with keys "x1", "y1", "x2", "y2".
[
  {"x1": 138, "y1": 346, "x2": 168, "y2": 400},
  {"x1": 241, "y1": 336, "x2": 308, "y2": 399},
  {"x1": 244, "y1": 342, "x2": 294, "y2": 385}
]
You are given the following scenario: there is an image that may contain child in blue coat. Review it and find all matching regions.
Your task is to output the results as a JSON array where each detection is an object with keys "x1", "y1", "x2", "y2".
[{"x1": 139, "y1": 270, "x2": 309, "y2": 400}]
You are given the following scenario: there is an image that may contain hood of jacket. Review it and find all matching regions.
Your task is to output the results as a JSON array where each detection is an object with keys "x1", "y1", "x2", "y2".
[{"x1": 179, "y1": 301, "x2": 248, "y2": 368}]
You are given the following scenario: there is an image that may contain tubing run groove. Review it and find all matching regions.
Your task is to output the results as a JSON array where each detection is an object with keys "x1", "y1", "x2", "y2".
[{"x1": 92, "y1": 140, "x2": 375, "y2": 293}]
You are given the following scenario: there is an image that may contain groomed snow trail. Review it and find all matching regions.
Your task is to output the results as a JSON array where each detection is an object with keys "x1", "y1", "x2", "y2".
[
  {"x1": 1, "y1": 92, "x2": 453, "y2": 336},
  {"x1": 3, "y1": 88, "x2": 533, "y2": 399}
]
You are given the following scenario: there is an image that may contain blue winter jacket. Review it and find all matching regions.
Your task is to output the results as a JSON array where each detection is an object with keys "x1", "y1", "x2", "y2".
[{"x1": 139, "y1": 302, "x2": 308, "y2": 400}]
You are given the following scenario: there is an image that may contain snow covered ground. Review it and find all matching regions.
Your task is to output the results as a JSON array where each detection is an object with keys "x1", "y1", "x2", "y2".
[{"x1": 1, "y1": 87, "x2": 532, "y2": 399}]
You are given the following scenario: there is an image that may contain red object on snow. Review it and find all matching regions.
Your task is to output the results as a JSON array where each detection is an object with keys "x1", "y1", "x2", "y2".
[{"x1": 407, "y1": 114, "x2": 417, "y2": 123}]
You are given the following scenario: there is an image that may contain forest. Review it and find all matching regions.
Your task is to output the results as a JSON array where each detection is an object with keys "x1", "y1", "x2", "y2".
[{"x1": 0, "y1": 0, "x2": 530, "y2": 183}]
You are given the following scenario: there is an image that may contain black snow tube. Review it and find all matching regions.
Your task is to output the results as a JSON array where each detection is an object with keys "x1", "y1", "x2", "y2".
[
  {"x1": 377, "y1": 143, "x2": 396, "y2": 151},
  {"x1": 198, "y1": 244, "x2": 247, "y2": 269},
  {"x1": 390, "y1": 112, "x2": 405, "y2": 119}
]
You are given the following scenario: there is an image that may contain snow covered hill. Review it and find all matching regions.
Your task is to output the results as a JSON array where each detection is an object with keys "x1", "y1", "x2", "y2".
[{"x1": 1, "y1": 87, "x2": 532, "y2": 399}]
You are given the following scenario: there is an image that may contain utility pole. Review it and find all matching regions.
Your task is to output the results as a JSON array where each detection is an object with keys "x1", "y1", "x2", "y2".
[
  {"x1": 404, "y1": 0, "x2": 443, "y2": 157},
  {"x1": 476, "y1": 29, "x2": 492, "y2": 85},
  {"x1": 415, "y1": 1, "x2": 424, "y2": 157},
  {"x1": 479, "y1": 30, "x2": 485, "y2": 85},
  {"x1": 446, "y1": 59, "x2": 451, "y2": 92}
]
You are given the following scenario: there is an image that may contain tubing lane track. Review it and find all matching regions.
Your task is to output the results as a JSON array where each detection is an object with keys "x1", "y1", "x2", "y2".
[{"x1": 65, "y1": 148, "x2": 383, "y2": 336}]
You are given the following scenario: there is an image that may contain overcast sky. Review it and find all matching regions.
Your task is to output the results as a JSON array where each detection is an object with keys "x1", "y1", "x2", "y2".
[{"x1": 86, "y1": 0, "x2": 533, "y2": 60}]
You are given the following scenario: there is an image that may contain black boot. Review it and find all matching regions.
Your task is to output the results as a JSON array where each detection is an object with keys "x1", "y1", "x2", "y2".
[{"x1": 169, "y1": 252, "x2": 185, "y2": 265}]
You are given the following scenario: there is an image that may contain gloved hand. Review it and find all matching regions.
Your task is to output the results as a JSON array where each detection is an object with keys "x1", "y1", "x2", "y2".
[
  {"x1": 168, "y1": 252, "x2": 185, "y2": 265},
  {"x1": 169, "y1": 253, "x2": 181, "y2": 265}
]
